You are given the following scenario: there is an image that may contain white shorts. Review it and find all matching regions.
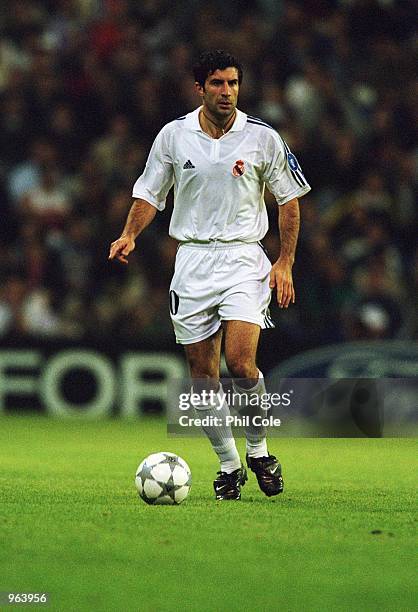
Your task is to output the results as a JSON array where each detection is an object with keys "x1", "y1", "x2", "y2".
[{"x1": 169, "y1": 241, "x2": 274, "y2": 345}]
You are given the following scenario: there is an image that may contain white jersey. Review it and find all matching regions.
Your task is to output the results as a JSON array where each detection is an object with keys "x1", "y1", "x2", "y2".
[{"x1": 132, "y1": 106, "x2": 310, "y2": 242}]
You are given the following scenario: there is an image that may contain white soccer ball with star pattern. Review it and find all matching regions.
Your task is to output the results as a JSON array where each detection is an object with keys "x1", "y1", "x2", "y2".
[{"x1": 135, "y1": 452, "x2": 192, "y2": 505}]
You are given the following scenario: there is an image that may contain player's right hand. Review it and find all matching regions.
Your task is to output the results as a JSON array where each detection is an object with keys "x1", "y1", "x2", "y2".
[{"x1": 108, "y1": 235, "x2": 135, "y2": 264}]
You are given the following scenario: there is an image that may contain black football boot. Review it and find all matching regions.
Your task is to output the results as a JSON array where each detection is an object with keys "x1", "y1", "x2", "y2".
[
  {"x1": 213, "y1": 464, "x2": 248, "y2": 500},
  {"x1": 246, "y1": 454, "x2": 284, "y2": 496}
]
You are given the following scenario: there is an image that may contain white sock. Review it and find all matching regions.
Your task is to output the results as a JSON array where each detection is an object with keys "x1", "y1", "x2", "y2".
[
  {"x1": 191, "y1": 384, "x2": 241, "y2": 473},
  {"x1": 232, "y1": 371, "x2": 268, "y2": 459}
]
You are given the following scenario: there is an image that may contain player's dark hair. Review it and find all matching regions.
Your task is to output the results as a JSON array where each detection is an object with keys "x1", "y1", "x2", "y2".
[{"x1": 193, "y1": 50, "x2": 243, "y2": 87}]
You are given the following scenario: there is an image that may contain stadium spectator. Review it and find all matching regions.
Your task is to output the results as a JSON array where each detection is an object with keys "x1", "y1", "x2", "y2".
[
  {"x1": 7, "y1": 139, "x2": 58, "y2": 204},
  {"x1": 20, "y1": 165, "x2": 72, "y2": 231}
]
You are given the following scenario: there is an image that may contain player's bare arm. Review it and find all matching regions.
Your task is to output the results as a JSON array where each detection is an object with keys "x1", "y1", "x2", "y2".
[
  {"x1": 269, "y1": 197, "x2": 300, "y2": 308},
  {"x1": 108, "y1": 198, "x2": 157, "y2": 264}
]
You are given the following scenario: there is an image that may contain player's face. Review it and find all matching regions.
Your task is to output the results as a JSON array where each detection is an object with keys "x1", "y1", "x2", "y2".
[{"x1": 196, "y1": 67, "x2": 239, "y2": 119}]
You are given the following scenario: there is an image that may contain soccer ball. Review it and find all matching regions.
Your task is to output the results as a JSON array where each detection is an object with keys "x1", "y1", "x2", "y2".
[{"x1": 135, "y1": 452, "x2": 192, "y2": 505}]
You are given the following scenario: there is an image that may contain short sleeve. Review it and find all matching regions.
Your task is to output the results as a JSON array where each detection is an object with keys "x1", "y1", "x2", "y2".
[
  {"x1": 262, "y1": 131, "x2": 311, "y2": 205},
  {"x1": 132, "y1": 126, "x2": 174, "y2": 211}
]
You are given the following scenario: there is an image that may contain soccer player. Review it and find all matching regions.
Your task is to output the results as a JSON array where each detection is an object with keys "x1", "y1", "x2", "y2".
[{"x1": 109, "y1": 50, "x2": 310, "y2": 500}]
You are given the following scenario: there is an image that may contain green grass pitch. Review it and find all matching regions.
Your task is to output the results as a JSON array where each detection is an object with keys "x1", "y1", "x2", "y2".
[{"x1": 0, "y1": 415, "x2": 416, "y2": 611}]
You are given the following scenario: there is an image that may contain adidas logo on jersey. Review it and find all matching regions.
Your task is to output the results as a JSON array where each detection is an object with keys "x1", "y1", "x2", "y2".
[{"x1": 183, "y1": 159, "x2": 195, "y2": 169}]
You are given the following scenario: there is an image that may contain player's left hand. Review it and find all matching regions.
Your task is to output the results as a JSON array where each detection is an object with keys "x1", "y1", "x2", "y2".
[{"x1": 269, "y1": 258, "x2": 295, "y2": 308}]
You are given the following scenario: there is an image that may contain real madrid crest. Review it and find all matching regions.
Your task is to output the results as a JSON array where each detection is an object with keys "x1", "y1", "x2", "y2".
[{"x1": 232, "y1": 160, "x2": 245, "y2": 176}]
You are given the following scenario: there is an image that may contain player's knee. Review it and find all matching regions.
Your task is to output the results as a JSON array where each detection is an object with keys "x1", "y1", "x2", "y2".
[
  {"x1": 187, "y1": 357, "x2": 218, "y2": 383},
  {"x1": 226, "y1": 355, "x2": 257, "y2": 380}
]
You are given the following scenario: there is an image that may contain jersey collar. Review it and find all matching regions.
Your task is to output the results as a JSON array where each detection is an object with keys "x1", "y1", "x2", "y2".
[{"x1": 184, "y1": 106, "x2": 247, "y2": 132}]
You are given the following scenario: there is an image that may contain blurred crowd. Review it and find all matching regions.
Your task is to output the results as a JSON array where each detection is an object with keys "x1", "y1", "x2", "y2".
[{"x1": 0, "y1": 0, "x2": 416, "y2": 360}]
